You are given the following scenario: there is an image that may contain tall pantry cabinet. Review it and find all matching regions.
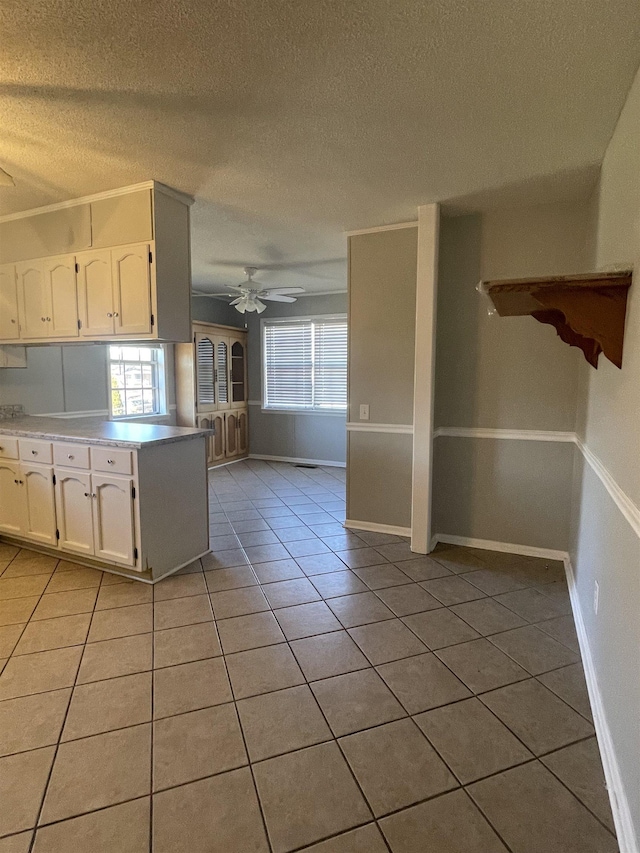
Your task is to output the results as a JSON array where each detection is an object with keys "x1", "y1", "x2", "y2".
[{"x1": 175, "y1": 322, "x2": 249, "y2": 466}]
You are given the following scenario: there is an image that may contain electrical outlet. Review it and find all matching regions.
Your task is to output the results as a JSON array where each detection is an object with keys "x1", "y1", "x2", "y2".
[
  {"x1": 359, "y1": 404, "x2": 369, "y2": 421},
  {"x1": 593, "y1": 581, "x2": 600, "y2": 615}
]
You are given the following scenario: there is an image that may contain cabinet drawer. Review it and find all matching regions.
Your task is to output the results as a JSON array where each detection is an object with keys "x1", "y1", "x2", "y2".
[
  {"x1": 53, "y1": 443, "x2": 91, "y2": 469},
  {"x1": 19, "y1": 439, "x2": 53, "y2": 464},
  {"x1": 91, "y1": 447, "x2": 133, "y2": 475},
  {"x1": 0, "y1": 437, "x2": 19, "y2": 460}
]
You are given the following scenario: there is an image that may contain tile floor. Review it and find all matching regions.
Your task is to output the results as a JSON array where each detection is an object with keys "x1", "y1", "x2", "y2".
[{"x1": 0, "y1": 460, "x2": 619, "y2": 852}]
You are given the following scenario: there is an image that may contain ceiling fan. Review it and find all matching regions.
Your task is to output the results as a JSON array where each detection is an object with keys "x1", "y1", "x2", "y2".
[{"x1": 227, "y1": 267, "x2": 305, "y2": 314}]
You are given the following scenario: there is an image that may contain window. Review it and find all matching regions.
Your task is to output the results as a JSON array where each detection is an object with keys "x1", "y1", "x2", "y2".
[
  {"x1": 108, "y1": 346, "x2": 166, "y2": 418},
  {"x1": 263, "y1": 316, "x2": 347, "y2": 411}
]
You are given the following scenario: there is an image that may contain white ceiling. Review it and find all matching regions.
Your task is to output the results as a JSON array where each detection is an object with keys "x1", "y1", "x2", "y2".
[{"x1": 1, "y1": 0, "x2": 640, "y2": 295}]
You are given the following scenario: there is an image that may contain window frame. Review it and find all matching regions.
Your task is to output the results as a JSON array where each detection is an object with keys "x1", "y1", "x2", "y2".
[
  {"x1": 261, "y1": 314, "x2": 347, "y2": 416},
  {"x1": 107, "y1": 344, "x2": 168, "y2": 420}
]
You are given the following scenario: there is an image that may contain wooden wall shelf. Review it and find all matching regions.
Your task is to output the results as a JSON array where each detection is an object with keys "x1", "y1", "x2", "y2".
[{"x1": 479, "y1": 271, "x2": 633, "y2": 368}]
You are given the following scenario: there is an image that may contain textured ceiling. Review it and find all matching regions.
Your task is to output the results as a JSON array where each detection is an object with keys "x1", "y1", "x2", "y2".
[{"x1": 1, "y1": 1, "x2": 639, "y2": 294}]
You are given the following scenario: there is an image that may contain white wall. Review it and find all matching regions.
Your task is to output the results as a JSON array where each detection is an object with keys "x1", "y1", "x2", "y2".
[
  {"x1": 246, "y1": 293, "x2": 347, "y2": 465},
  {"x1": 570, "y1": 64, "x2": 640, "y2": 849}
]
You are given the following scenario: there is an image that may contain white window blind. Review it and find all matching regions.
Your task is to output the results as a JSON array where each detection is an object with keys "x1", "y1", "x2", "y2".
[
  {"x1": 263, "y1": 317, "x2": 347, "y2": 411},
  {"x1": 196, "y1": 336, "x2": 215, "y2": 406}
]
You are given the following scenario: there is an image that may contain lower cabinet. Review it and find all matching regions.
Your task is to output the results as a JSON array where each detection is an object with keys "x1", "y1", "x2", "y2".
[
  {"x1": 0, "y1": 433, "x2": 209, "y2": 581},
  {"x1": 55, "y1": 469, "x2": 135, "y2": 567},
  {"x1": 0, "y1": 461, "x2": 56, "y2": 545},
  {"x1": 197, "y1": 409, "x2": 248, "y2": 467}
]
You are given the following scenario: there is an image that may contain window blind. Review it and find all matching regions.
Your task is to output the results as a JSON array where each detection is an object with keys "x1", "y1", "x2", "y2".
[{"x1": 263, "y1": 317, "x2": 347, "y2": 411}]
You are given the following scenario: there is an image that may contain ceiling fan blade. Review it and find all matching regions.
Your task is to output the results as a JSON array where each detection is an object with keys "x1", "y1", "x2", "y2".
[
  {"x1": 264, "y1": 287, "x2": 305, "y2": 295},
  {"x1": 229, "y1": 296, "x2": 244, "y2": 305},
  {"x1": 261, "y1": 294, "x2": 297, "y2": 303},
  {"x1": 227, "y1": 285, "x2": 247, "y2": 293}
]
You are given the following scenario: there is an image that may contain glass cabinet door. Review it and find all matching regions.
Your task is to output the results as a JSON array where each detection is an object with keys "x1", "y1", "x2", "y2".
[{"x1": 230, "y1": 339, "x2": 246, "y2": 407}]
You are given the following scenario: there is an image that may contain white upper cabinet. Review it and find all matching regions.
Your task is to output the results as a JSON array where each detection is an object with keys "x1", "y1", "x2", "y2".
[
  {"x1": 0, "y1": 181, "x2": 193, "y2": 345},
  {"x1": 17, "y1": 260, "x2": 48, "y2": 339},
  {"x1": 46, "y1": 255, "x2": 79, "y2": 338},
  {"x1": 78, "y1": 250, "x2": 113, "y2": 337},
  {"x1": 0, "y1": 264, "x2": 20, "y2": 340},
  {"x1": 112, "y1": 244, "x2": 152, "y2": 336}
]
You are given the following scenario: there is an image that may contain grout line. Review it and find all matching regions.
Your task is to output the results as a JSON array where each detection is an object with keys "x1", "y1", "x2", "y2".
[{"x1": 26, "y1": 563, "x2": 105, "y2": 852}]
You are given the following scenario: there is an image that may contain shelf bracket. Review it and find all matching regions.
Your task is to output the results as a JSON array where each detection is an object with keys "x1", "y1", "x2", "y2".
[{"x1": 479, "y1": 271, "x2": 633, "y2": 368}]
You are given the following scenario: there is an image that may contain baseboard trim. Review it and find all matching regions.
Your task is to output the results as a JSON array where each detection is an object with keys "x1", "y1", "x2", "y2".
[
  {"x1": 249, "y1": 454, "x2": 346, "y2": 469},
  {"x1": 345, "y1": 519, "x2": 411, "y2": 537},
  {"x1": 563, "y1": 556, "x2": 638, "y2": 853},
  {"x1": 432, "y1": 533, "x2": 567, "y2": 561}
]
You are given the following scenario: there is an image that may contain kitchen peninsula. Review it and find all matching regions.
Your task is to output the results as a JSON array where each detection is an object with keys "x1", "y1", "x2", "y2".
[{"x1": 0, "y1": 416, "x2": 209, "y2": 582}]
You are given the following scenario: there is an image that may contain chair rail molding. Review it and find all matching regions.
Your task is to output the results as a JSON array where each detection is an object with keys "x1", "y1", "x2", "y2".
[{"x1": 346, "y1": 422, "x2": 414, "y2": 434}]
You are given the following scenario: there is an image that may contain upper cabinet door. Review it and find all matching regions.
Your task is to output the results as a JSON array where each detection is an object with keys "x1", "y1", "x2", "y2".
[
  {"x1": 216, "y1": 338, "x2": 230, "y2": 406},
  {"x1": 195, "y1": 334, "x2": 216, "y2": 412},
  {"x1": 0, "y1": 264, "x2": 20, "y2": 340},
  {"x1": 16, "y1": 260, "x2": 48, "y2": 339},
  {"x1": 45, "y1": 255, "x2": 79, "y2": 338},
  {"x1": 77, "y1": 250, "x2": 114, "y2": 337},
  {"x1": 229, "y1": 338, "x2": 247, "y2": 408},
  {"x1": 112, "y1": 244, "x2": 152, "y2": 336}
]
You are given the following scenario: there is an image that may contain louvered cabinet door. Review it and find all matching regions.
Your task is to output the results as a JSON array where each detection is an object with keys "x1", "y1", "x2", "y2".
[
  {"x1": 215, "y1": 337, "x2": 230, "y2": 408},
  {"x1": 195, "y1": 334, "x2": 216, "y2": 412}
]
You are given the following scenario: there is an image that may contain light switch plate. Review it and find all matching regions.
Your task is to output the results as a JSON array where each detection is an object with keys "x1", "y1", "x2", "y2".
[{"x1": 359, "y1": 404, "x2": 369, "y2": 421}]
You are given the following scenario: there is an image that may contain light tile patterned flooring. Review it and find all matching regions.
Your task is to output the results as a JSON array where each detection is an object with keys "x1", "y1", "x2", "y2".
[{"x1": 0, "y1": 460, "x2": 619, "y2": 852}]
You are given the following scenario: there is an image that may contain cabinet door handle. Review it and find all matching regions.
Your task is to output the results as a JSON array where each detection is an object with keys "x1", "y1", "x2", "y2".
[
  {"x1": 10, "y1": 319, "x2": 16, "y2": 324},
  {"x1": 107, "y1": 312, "x2": 113, "y2": 318},
  {"x1": 84, "y1": 492, "x2": 91, "y2": 497},
  {"x1": 41, "y1": 317, "x2": 46, "y2": 322},
  {"x1": 46, "y1": 317, "x2": 51, "y2": 322},
  {"x1": 113, "y1": 312, "x2": 119, "y2": 318}
]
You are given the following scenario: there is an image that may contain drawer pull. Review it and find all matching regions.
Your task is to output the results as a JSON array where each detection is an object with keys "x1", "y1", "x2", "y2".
[
  {"x1": 107, "y1": 459, "x2": 115, "y2": 464},
  {"x1": 68, "y1": 454, "x2": 74, "y2": 460},
  {"x1": 31, "y1": 450, "x2": 38, "y2": 455}
]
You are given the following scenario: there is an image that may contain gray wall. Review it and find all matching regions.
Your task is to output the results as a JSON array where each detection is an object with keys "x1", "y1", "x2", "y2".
[
  {"x1": 570, "y1": 64, "x2": 640, "y2": 843},
  {"x1": 347, "y1": 227, "x2": 418, "y2": 528},
  {"x1": 432, "y1": 202, "x2": 590, "y2": 550},
  {"x1": 0, "y1": 294, "x2": 240, "y2": 416},
  {"x1": 246, "y1": 293, "x2": 347, "y2": 465},
  {"x1": 0, "y1": 343, "x2": 176, "y2": 416},
  {"x1": 192, "y1": 296, "x2": 247, "y2": 329}
]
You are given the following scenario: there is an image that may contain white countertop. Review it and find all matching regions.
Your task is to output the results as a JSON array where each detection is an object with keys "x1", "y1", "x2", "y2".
[{"x1": 0, "y1": 416, "x2": 209, "y2": 449}]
